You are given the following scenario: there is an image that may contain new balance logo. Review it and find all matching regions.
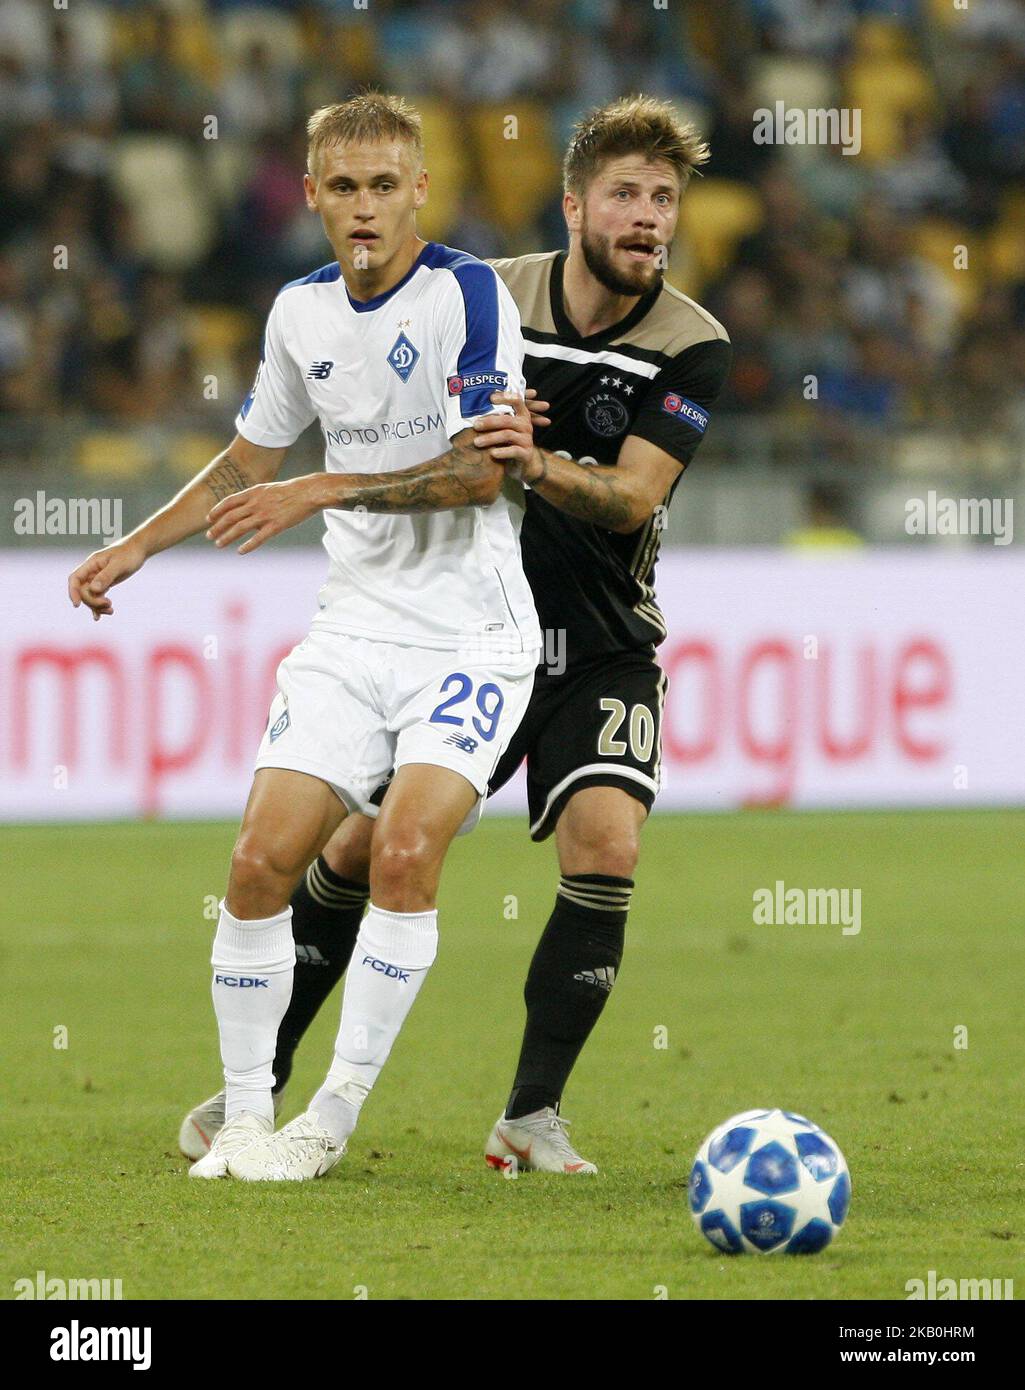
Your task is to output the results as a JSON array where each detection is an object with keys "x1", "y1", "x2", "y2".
[
  {"x1": 214, "y1": 975, "x2": 270, "y2": 988},
  {"x1": 295, "y1": 944, "x2": 327, "y2": 966},
  {"x1": 443, "y1": 733, "x2": 478, "y2": 754},
  {"x1": 574, "y1": 966, "x2": 616, "y2": 992},
  {"x1": 306, "y1": 360, "x2": 335, "y2": 380},
  {"x1": 361, "y1": 955, "x2": 409, "y2": 983}
]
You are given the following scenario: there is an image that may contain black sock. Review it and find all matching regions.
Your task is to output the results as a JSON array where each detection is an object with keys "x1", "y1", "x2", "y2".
[
  {"x1": 272, "y1": 857, "x2": 368, "y2": 1094},
  {"x1": 505, "y1": 874, "x2": 632, "y2": 1120}
]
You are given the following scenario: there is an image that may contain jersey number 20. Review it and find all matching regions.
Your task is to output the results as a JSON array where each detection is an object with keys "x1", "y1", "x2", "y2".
[{"x1": 598, "y1": 698, "x2": 655, "y2": 762}]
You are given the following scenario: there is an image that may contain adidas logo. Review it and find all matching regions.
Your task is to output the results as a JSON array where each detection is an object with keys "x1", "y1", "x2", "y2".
[
  {"x1": 295, "y1": 944, "x2": 328, "y2": 966},
  {"x1": 574, "y1": 966, "x2": 616, "y2": 992}
]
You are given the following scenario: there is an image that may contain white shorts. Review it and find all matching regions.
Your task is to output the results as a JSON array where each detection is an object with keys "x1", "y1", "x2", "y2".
[{"x1": 254, "y1": 630, "x2": 537, "y2": 828}]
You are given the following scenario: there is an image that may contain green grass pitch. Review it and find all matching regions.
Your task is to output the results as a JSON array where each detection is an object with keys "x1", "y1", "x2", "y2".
[{"x1": 1, "y1": 810, "x2": 1021, "y2": 1301}]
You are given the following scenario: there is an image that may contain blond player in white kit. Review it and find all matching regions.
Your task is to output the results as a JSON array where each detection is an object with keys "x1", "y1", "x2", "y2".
[{"x1": 67, "y1": 93, "x2": 541, "y2": 1182}]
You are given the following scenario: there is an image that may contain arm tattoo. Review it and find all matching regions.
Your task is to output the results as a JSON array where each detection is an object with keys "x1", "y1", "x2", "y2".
[
  {"x1": 532, "y1": 449, "x2": 635, "y2": 529},
  {"x1": 340, "y1": 441, "x2": 493, "y2": 513},
  {"x1": 205, "y1": 454, "x2": 251, "y2": 502}
]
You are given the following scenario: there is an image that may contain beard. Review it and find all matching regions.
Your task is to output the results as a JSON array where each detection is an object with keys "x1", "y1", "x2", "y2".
[{"x1": 580, "y1": 224, "x2": 664, "y2": 298}]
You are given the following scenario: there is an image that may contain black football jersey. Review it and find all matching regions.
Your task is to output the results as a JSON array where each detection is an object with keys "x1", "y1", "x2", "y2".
[{"x1": 491, "y1": 251, "x2": 731, "y2": 670}]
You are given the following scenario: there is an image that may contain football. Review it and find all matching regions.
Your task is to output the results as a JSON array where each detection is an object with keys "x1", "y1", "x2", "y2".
[{"x1": 689, "y1": 1109, "x2": 851, "y2": 1254}]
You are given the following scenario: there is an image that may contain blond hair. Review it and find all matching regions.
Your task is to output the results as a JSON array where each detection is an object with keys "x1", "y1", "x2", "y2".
[
  {"x1": 306, "y1": 91, "x2": 424, "y2": 178},
  {"x1": 563, "y1": 95, "x2": 709, "y2": 195}
]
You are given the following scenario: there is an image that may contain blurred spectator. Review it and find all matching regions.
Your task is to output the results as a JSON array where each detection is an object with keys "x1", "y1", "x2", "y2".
[
  {"x1": 222, "y1": 40, "x2": 298, "y2": 138},
  {"x1": 817, "y1": 329, "x2": 906, "y2": 427},
  {"x1": 872, "y1": 110, "x2": 968, "y2": 218},
  {"x1": 786, "y1": 480, "x2": 864, "y2": 549},
  {"x1": 446, "y1": 193, "x2": 508, "y2": 261},
  {"x1": 421, "y1": 0, "x2": 559, "y2": 104},
  {"x1": 121, "y1": 7, "x2": 211, "y2": 137},
  {"x1": 755, "y1": 0, "x2": 857, "y2": 62},
  {"x1": 709, "y1": 268, "x2": 784, "y2": 411},
  {"x1": 842, "y1": 204, "x2": 958, "y2": 358}
]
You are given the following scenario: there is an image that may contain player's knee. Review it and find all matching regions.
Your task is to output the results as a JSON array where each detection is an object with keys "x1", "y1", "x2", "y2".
[
  {"x1": 321, "y1": 816, "x2": 373, "y2": 882},
  {"x1": 371, "y1": 828, "x2": 439, "y2": 899},
  {"x1": 563, "y1": 823, "x2": 640, "y2": 879},
  {"x1": 596, "y1": 834, "x2": 639, "y2": 880},
  {"x1": 229, "y1": 836, "x2": 300, "y2": 897}
]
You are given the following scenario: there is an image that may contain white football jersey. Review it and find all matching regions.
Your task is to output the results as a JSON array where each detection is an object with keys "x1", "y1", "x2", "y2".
[{"x1": 235, "y1": 242, "x2": 541, "y2": 654}]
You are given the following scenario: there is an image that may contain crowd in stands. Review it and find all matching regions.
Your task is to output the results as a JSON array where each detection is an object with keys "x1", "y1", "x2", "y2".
[{"x1": 1, "y1": 0, "x2": 1024, "y2": 469}]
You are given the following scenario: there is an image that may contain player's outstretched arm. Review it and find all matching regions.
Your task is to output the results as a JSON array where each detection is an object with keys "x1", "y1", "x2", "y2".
[
  {"x1": 68, "y1": 434, "x2": 288, "y2": 619},
  {"x1": 205, "y1": 427, "x2": 505, "y2": 554},
  {"x1": 475, "y1": 394, "x2": 679, "y2": 535}
]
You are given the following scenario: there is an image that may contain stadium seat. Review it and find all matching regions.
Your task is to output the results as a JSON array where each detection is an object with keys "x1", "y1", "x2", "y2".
[
  {"x1": 415, "y1": 100, "x2": 470, "y2": 243},
  {"x1": 109, "y1": 137, "x2": 217, "y2": 270},
  {"x1": 169, "y1": 433, "x2": 228, "y2": 481},
  {"x1": 184, "y1": 307, "x2": 252, "y2": 361},
  {"x1": 326, "y1": 20, "x2": 380, "y2": 83},
  {"x1": 844, "y1": 23, "x2": 935, "y2": 163},
  {"x1": 175, "y1": 11, "x2": 223, "y2": 85},
  {"x1": 750, "y1": 57, "x2": 837, "y2": 118},
  {"x1": 679, "y1": 181, "x2": 764, "y2": 286},
  {"x1": 988, "y1": 193, "x2": 1025, "y2": 282},
  {"x1": 853, "y1": 17, "x2": 916, "y2": 59},
  {"x1": 76, "y1": 431, "x2": 152, "y2": 481},
  {"x1": 912, "y1": 220, "x2": 981, "y2": 313},
  {"x1": 925, "y1": 0, "x2": 962, "y2": 25},
  {"x1": 202, "y1": 138, "x2": 257, "y2": 213},
  {"x1": 469, "y1": 104, "x2": 561, "y2": 236}
]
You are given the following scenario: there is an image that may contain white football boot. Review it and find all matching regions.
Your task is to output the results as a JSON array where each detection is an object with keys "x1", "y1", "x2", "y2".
[
  {"x1": 188, "y1": 1112, "x2": 272, "y2": 1179},
  {"x1": 227, "y1": 1110, "x2": 344, "y2": 1182},
  {"x1": 485, "y1": 1107, "x2": 598, "y2": 1175},
  {"x1": 179, "y1": 1088, "x2": 283, "y2": 1161}
]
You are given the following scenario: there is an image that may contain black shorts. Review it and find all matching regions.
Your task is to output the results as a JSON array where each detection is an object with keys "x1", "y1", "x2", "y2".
[{"x1": 489, "y1": 650, "x2": 667, "y2": 841}]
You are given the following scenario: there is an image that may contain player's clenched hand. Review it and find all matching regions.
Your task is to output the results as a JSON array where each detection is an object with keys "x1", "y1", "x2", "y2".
[
  {"x1": 67, "y1": 537, "x2": 147, "y2": 621},
  {"x1": 206, "y1": 476, "x2": 322, "y2": 554},
  {"x1": 474, "y1": 392, "x2": 546, "y2": 483}
]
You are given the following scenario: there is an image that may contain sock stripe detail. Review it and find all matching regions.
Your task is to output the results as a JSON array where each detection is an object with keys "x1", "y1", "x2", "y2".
[
  {"x1": 557, "y1": 876, "x2": 633, "y2": 913},
  {"x1": 306, "y1": 859, "x2": 369, "y2": 910}
]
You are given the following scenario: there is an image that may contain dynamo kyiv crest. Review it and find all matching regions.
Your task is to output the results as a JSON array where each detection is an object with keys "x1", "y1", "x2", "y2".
[{"x1": 386, "y1": 332, "x2": 420, "y2": 383}]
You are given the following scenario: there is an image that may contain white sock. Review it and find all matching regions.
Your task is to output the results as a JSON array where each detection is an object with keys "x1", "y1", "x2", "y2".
[
  {"x1": 211, "y1": 901, "x2": 295, "y2": 1124},
  {"x1": 311, "y1": 904, "x2": 438, "y2": 1144}
]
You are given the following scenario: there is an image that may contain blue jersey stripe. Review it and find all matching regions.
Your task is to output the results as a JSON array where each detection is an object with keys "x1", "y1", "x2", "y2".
[
  {"x1": 238, "y1": 329, "x2": 267, "y2": 421},
  {"x1": 423, "y1": 244, "x2": 504, "y2": 417},
  {"x1": 280, "y1": 261, "x2": 342, "y2": 294}
]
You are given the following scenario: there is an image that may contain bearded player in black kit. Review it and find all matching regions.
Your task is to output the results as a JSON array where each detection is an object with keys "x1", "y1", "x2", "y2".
[{"x1": 180, "y1": 96, "x2": 731, "y2": 1175}]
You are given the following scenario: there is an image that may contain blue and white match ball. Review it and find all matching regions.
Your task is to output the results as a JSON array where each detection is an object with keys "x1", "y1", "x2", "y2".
[{"x1": 689, "y1": 1109, "x2": 851, "y2": 1255}]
